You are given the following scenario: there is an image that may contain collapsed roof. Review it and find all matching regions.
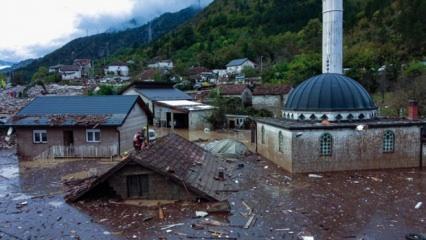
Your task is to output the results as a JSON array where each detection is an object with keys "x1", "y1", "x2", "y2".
[{"x1": 66, "y1": 134, "x2": 236, "y2": 202}]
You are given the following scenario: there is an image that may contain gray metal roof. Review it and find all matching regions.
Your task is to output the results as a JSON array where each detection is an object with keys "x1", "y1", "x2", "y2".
[
  {"x1": 12, "y1": 95, "x2": 140, "y2": 127},
  {"x1": 285, "y1": 74, "x2": 377, "y2": 111},
  {"x1": 226, "y1": 58, "x2": 250, "y2": 67},
  {"x1": 136, "y1": 88, "x2": 192, "y2": 101}
]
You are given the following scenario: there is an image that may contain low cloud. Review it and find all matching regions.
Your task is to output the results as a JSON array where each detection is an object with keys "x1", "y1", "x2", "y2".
[{"x1": 0, "y1": 0, "x2": 212, "y2": 62}]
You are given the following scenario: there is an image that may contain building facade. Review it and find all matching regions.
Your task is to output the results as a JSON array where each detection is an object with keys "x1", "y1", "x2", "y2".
[{"x1": 11, "y1": 96, "x2": 149, "y2": 160}]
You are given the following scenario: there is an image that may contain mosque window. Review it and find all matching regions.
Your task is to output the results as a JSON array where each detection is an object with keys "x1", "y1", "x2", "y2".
[
  {"x1": 336, "y1": 114, "x2": 343, "y2": 121},
  {"x1": 321, "y1": 114, "x2": 328, "y2": 121},
  {"x1": 347, "y1": 114, "x2": 354, "y2": 120},
  {"x1": 310, "y1": 114, "x2": 317, "y2": 121},
  {"x1": 320, "y1": 133, "x2": 333, "y2": 156},
  {"x1": 359, "y1": 113, "x2": 365, "y2": 120},
  {"x1": 299, "y1": 114, "x2": 305, "y2": 120},
  {"x1": 261, "y1": 126, "x2": 265, "y2": 144},
  {"x1": 383, "y1": 130, "x2": 395, "y2": 153},
  {"x1": 278, "y1": 131, "x2": 284, "y2": 153}
]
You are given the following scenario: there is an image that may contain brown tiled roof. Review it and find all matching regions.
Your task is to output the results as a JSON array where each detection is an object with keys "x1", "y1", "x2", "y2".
[
  {"x1": 218, "y1": 84, "x2": 247, "y2": 95},
  {"x1": 60, "y1": 65, "x2": 81, "y2": 72},
  {"x1": 73, "y1": 59, "x2": 91, "y2": 66},
  {"x1": 66, "y1": 134, "x2": 235, "y2": 202},
  {"x1": 187, "y1": 66, "x2": 211, "y2": 76},
  {"x1": 252, "y1": 84, "x2": 292, "y2": 96},
  {"x1": 218, "y1": 84, "x2": 292, "y2": 96},
  {"x1": 138, "y1": 69, "x2": 157, "y2": 80}
]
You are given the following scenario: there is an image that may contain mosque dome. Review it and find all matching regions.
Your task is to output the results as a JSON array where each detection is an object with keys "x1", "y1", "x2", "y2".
[{"x1": 283, "y1": 73, "x2": 377, "y2": 121}]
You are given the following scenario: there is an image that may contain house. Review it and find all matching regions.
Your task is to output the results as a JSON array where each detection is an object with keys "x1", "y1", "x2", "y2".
[
  {"x1": 59, "y1": 65, "x2": 82, "y2": 80},
  {"x1": 225, "y1": 114, "x2": 250, "y2": 129},
  {"x1": 226, "y1": 58, "x2": 255, "y2": 75},
  {"x1": 218, "y1": 84, "x2": 292, "y2": 117},
  {"x1": 121, "y1": 81, "x2": 192, "y2": 115},
  {"x1": 10, "y1": 95, "x2": 149, "y2": 161},
  {"x1": 73, "y1": 59, "x2": 92, "y2": 77},
  {"x1": 256, "y1": 0, "x2": 426, "y2": 173},
  {"x1": 147, "y1": 60, "x2": 174, "y2": 70},
  {"x1": 154, "y1": 100, "x2": 214, "y2": 130},
  {"x1": 104, "y1": 63, "x2": 129, "y2": 77},
  {"x1": 66, "y1": 134, "x2": 233, "y2": 202},
  {"x1": 121, "y1": 82, "x2": 213, "y2": 130},
  {"x1": 49, "y1": 64, "x2": 63, "y2": 73}
]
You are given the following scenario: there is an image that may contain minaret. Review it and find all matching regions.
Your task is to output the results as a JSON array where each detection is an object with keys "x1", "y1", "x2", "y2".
[{"x1": 322, "y1": 0, "x2": 343, "y2": 74}]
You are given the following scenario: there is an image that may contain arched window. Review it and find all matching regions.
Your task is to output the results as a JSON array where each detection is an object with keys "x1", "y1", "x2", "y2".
[
  {"x1": 299, "y1": 114, "x2": 305, "y2": 120},
  {"x1": 347, "y1": 114, "x2": 354, "y2": 121},
  {"x1": 383, "y1": 130, "x2": 395, "y2": 153},
  {"x1": 321, "y1": 114, "x2": 328, "y2": 121},
  {"x1": 278, "y1": 131, "x2": 284, "y2": 153},
  {"x1": 359, "y1": 113, "x2": 365, "y2": 120},
  {"x1": 261, "y1": 126, "x2": 265, "y2": 144},
  {"x1": 336, "y1": 114, "x2": 343, "y2": 121},
  {"x1": 310, "y1": 114, "x2": 317, "y2": 121},
  {"x1": 320, "y1": 133, "x2": 333, "y2": 156}
]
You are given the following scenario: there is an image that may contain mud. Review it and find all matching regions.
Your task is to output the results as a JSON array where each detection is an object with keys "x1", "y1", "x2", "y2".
[{"x1": 0, "y1": 132, "x2": 425, "y2": 239}]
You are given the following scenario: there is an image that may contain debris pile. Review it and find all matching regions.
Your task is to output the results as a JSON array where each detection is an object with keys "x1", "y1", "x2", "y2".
[{"x1": 26, "y1": 84, "x2": 84, "y2": 98}]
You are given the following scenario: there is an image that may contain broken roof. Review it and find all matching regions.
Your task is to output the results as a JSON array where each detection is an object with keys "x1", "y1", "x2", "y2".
[
  {"x1": 156, "y1": 100, "x2": 215, "y2": 112},
  {"x1": 67, "y1": 134, "x2": 235, "y2": 202},
  {"x1": 11, "y1": 95, "x2": 148, "y2": 127}
]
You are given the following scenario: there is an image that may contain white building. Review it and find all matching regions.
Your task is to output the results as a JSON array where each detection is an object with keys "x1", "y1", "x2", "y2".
[
  {"x1": 104, "y1": 63, "x2": 129, "y2": 77},
  {"x1": 59, "y1": 65, "x2": 82, "y2": 81},
  {"x1": 226, "y1": 58, "x2": 255, "y2": 75},
  {"x1": 147, "y1": 60, "x2": 174, "y2": 70}
]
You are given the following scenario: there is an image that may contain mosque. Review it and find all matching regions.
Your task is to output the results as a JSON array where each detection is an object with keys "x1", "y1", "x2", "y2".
[{"x1": 256, "y1": 0, "x2": 426, "y2": 173}]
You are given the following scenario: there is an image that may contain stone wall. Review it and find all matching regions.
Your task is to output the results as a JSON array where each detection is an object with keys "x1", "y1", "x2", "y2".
[
  {"x1": 107, "y1": 163, "x2": 197, "y2": 200},
  {"x1": 257, "y1": 124, "x2": 293, "y2": 171},
  {"x1": 256, "y1": 123, "x2": 422, "y2": 173},
  {"x1": 16, "y1": 127, "x2": 118, "y2": 160}
]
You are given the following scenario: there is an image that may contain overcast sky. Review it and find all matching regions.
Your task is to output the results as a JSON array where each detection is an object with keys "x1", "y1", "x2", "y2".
[{"x1": 0, "y1": 0, "x2": 212, "y2": 62}]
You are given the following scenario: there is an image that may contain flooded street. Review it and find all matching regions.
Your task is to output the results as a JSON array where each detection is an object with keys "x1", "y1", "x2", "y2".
[{"x1": 0, "y1": 131, "x2": 425, "y2": 239}]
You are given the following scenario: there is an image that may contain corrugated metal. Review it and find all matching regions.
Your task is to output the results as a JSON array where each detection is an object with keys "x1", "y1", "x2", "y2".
[{"x1": 135, "y1": 88, "x2": 192, "y2": 101}]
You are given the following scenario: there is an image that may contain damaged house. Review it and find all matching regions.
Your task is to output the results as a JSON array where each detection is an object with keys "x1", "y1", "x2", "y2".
[
  {"x1": 66, "y1": 134, "x2": 233, "y2": 202},
  {"x1": 11, "y1": 95, "x2": 150, "y2": 160}
]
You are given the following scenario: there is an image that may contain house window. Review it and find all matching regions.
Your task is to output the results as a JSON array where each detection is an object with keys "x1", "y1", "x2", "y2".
[
  {"x1": 127, "y1": 175, "x2": 149, "y2": 198},
  {"x1": 33, "y1": 130, "x2": 47, "y2": 144},
  {"x1": 320, "y1": 133, "x2": 333, "y2": 156},
  {"x1": 278, "y1": 131, "x2": 284, "y2": 153},
  {"x1": 86, "y1": 129, "x2": 101, "y2": 143},
  {"x1": 261, "y1": 126, "x2": 265, "y2": 144},
  {"x1": 383, "y1": 130, "x2": 395, "y2": 153}
]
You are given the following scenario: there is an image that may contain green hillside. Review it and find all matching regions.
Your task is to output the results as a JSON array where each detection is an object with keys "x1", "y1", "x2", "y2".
[
  {"x1": 12, "y1": 6, "x2": 201, "y2": 83},
  {"x1": 119, "y1": 0, "x2": 425, "y2": 92}
]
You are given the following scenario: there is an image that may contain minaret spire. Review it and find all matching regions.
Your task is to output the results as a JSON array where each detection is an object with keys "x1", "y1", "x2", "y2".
[{"x1": 322, "y1": 0, "x2": 343, "y2": 74}]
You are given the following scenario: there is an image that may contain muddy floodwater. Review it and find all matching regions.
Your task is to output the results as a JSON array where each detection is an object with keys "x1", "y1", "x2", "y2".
[{"x1": 0, "y1": 130, "x2": 425, "y2": 239}]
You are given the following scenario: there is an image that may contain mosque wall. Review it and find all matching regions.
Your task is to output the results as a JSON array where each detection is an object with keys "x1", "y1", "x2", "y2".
[{"x1": 257, "y1": 123, "x2": 422, "y2": 173}]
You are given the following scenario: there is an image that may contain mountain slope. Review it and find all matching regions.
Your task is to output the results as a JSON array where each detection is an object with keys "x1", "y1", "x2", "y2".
[
  {"x1": 121, "y1": 0, "x2": 425, "y2": 90},
  {"x1": 15, "y1": 6, "x2": 201, "y2": 81}
]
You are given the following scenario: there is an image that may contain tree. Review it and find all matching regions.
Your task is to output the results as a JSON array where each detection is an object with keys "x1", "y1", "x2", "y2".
[{"x1": 0, "y1": 74, "x2": 6, "y2": 89}]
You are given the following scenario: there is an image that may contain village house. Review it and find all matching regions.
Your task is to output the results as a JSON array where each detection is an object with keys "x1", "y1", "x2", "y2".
[
  {"x1": 256, "y1": 0, "x2": 426, "y2": 173},
  {"x1": 104, "y1": 63, "x2": 129, "y2": 77},
  {"x1": 73, "y1": 59, "x2": 92, "y2": 77},
  {"x1": 147, "y1": 60, "x2": 174, "y2": 70},
  {"x1": 121, "y1": 82, "x2": 213, "y2": 130},
  {"x1": 10, "y1": 95, "x2": 149, "y2": 161},
  {"x1": 66, "y1": 134, "x2": 232, "y2": 202},
  {"x1": 59, "y1": 65, "x2": 82, "y2": 81},
  {"x1": 48, "y1": 64, "x2": 63, "y2": 73},
  {"x1": 218, "y1": 84, "x2": 292, "y2": 117},
  {"x1": 226, "y1": 58, "x2": 255, "y2": 75}
]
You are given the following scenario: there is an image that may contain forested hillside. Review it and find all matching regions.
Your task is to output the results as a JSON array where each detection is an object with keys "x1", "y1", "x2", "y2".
[
  {"x1": 13, "y1": 6, "x2": 201, "y2": 83},
  {"x1": 118, "y1": 0, "x2": 425, "y2": 92}
]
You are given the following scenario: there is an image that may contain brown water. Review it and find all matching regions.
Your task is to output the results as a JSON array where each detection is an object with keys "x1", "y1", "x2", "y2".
[{"x1": 0, "y1": 130, "x2": 425, "y2": 239}]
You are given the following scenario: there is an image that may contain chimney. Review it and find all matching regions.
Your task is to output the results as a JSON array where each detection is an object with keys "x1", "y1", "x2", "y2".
[
  {"x1": 322, "y1": 0, "x2": 343, "y2": 74},
  {"x1": 407, "y1": 100, "x2": 419, "y2": 120}
]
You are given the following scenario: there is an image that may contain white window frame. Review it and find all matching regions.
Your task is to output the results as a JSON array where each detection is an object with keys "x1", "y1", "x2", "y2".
[
  {"x1": 86, "y1": 129, "x2": 101, "y2": 143},
  {"x1": 33, "y1": 130, "x2": 47, "y2": 144},
  {"x1": 278, "y1": 131, "x2": 284, "y2": 153},
  {"x1": 383, "y1": 130, "x2": 395, "y2": 153}
]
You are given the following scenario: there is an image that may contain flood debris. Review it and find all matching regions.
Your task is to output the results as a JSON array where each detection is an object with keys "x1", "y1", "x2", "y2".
[
  {"x1": 415, "y1": 202, "x2": 423, "y2": 209},
  {"x1": 308, "y1": 174, "x2": 323, "y2": 178},
  {"x1": 202, "y1": 139, "x2": 248, "y2": 158},
  {"x1": 195, "y1": 211, "x2": 209, "y2": 218}
]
